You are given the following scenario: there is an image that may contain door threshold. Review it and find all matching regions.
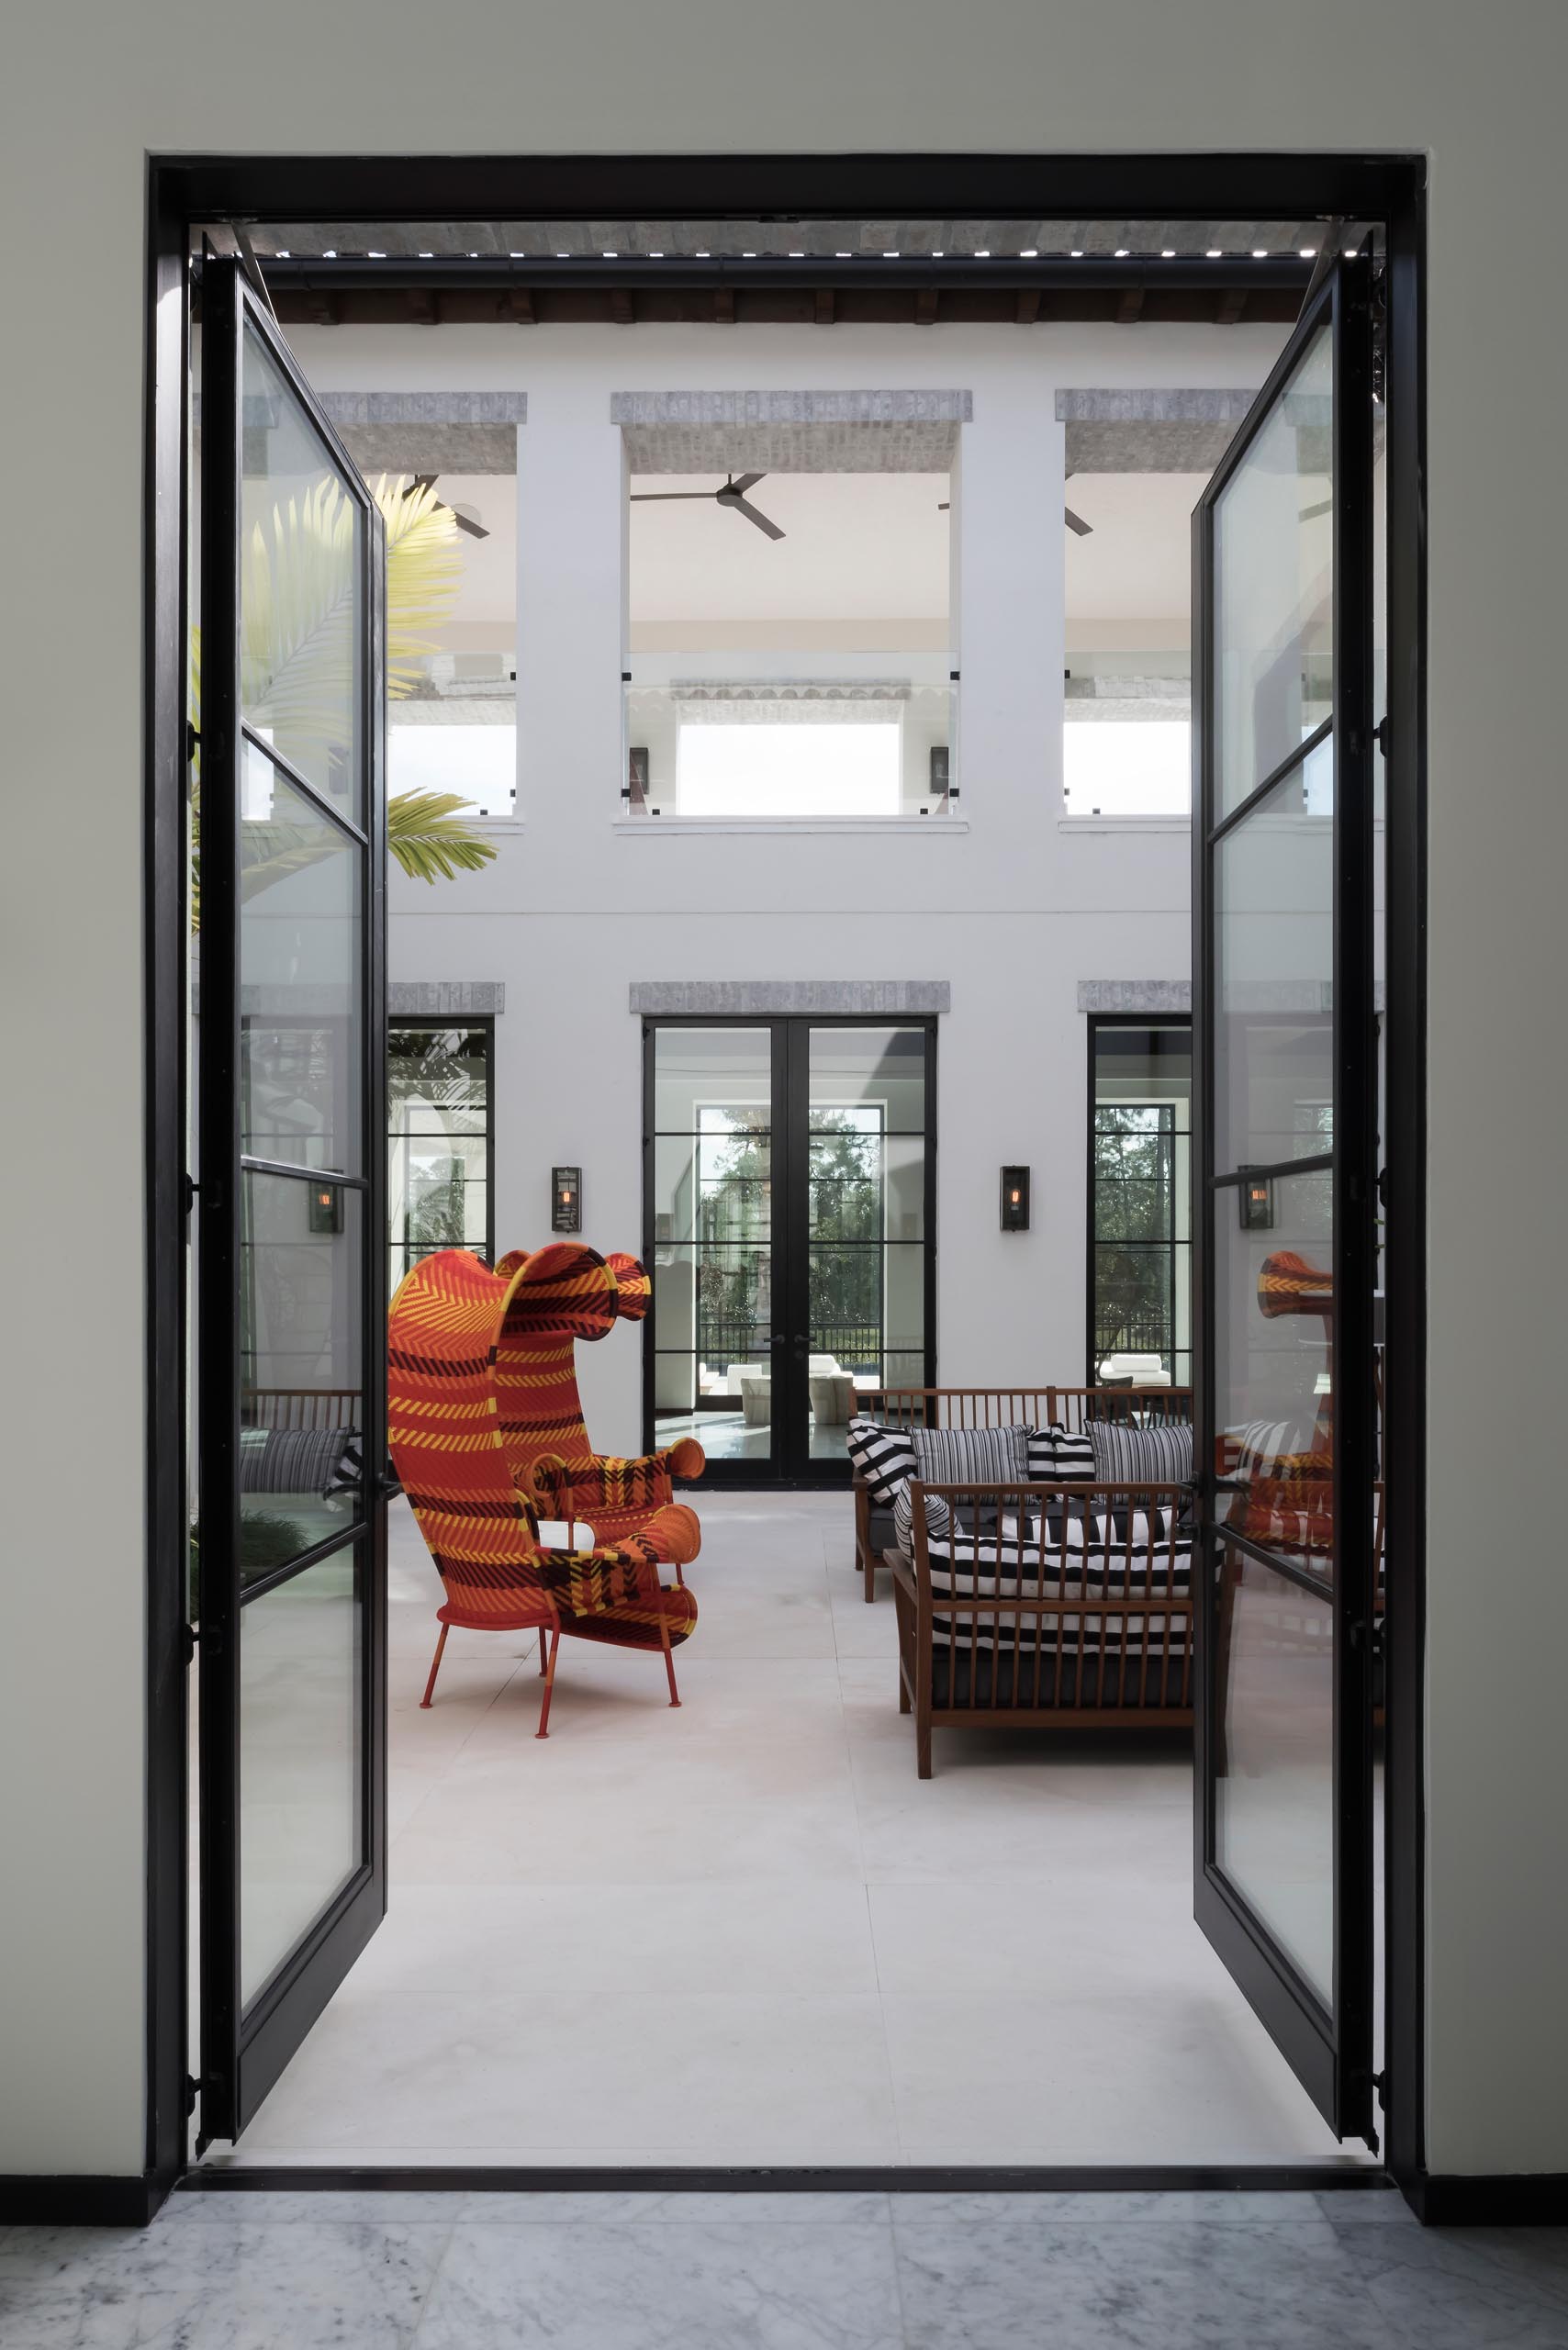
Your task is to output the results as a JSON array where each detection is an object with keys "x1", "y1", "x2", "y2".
[{"x1": 180, "y1": 2161, "x2": 1391, "y2": 2195}]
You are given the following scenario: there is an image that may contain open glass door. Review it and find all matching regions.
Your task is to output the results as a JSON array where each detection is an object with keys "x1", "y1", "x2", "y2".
[
  {"x1": 196, "y1": 256, "x2": 387, "y2": 2144},
  {"x1": 1192, "y1": 252, "x2": 1379, "y2": 2143}
]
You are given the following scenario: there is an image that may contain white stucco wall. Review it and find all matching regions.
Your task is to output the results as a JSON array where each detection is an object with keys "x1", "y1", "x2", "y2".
[{"x1": 3, "y1": 0, "x2": 1565, "y2": 2184}]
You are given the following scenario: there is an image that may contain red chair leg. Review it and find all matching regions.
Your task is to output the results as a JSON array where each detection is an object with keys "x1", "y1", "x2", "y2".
[
  {"x1": 536, "y1": 1626, "x2": 561, "y2": 1739},
  {"x1": 660, "y1": 1614, "x2": 681, "y2": 1708},
  {"x1": 420, "y1": 1623, "x2": 449, "y2": 1709},
  {"x1": 537, "y1": 1625, "x2": 549, "y2": 1677}
]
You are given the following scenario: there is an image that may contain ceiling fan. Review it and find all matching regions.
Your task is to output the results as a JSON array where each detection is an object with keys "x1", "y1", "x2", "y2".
[
  {"x1": 404, "y1": 474, "x2": 489, "y2": 540},
  {"x1": 938, "y1": 497, "x2": 1091, "y2": 535},
  {"x1": 630, "y1": 472, "x2": 786, "y2": 541}
]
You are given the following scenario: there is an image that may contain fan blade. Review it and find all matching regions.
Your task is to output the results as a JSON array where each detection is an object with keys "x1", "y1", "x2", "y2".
[
  {"x1": 1064, "y1": 506, "x2": 1092, "y2": 536},
  {"x1": 630, "y1": 490, "x2": 722, "y2": 501},
  {"x1": 729, "y1": 496, "x2": 785, "y2": 541},
  {"x1": 404, "y1": 474, "x2": 488, "y2": 538},
  {"x1": 728, "y1": 472, "x2": 767, "y2": 497}
]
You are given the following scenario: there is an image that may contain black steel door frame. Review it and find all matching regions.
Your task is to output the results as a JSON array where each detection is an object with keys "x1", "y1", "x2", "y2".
[
  {"x1": 642, "y1": 1013, "x2": 937, "y2": 1486},
  {"x1": 195, "y1": 259, "x2": 389, "y2": 2146},
  {"x1": 1190, "y1": 252, "x2": 1377, "y2": 2143},
  {"x1": 142, "y1": 151, "x2": 1426, "y2": 2214}
]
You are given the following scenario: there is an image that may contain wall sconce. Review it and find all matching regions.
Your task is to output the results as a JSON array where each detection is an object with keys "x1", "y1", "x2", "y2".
[
  {"x1": 552, "y1": 1167, "x2": 582, "y2": 1235},
  {"x1": 308, "y1": 1181, "x2": 343, "y2": 1236},
  {"x1": 1239, "y1": 1171, "x2": 1275, "y2": 1231},
  {"x1": 1000, "y1": 1166, "x2": 1030, "y2": 1232}
]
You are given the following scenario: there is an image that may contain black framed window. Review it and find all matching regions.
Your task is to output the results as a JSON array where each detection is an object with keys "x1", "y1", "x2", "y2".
[
  {"x1": 387, "y1": 1021, "x2": 494, "y2": 1287},
  {"x1": 1088, "y1": 1018, "x2": 1192, "y2": 1388}
]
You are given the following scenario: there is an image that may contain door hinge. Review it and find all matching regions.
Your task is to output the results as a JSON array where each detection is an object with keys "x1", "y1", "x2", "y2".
[
  {"x1": 1375, "y1": 715, "x2": 1391, "y2": 758},
  {"x1": 181, "y1": 1622, "x2": 197, "y2": 1665},
  {"x1": 1372, "y1": 2067, "x2": 1388, "y2": 2105},
  {"x1": 185, "y1": 1172, "x2": 199, "y2": 1214},
  {"x1": 185, "y1": 720, "x2": 201, "y2": 764},
  {"x1": 1350, "y1": 1617, "x2": 1385, "y2": 1661}
]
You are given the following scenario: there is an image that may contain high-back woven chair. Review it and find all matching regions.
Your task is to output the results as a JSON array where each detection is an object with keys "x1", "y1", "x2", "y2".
[
  {"x1": 388, "y1": 1245, "x2": 700, "y2": 1735},
  {"x1": 490, "y1": 1242, "x2": 705, "y2": 1549}
]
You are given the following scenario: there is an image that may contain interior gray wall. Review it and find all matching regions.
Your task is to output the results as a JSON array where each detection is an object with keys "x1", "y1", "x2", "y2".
[{"x1": 2, "y1": 0, "x2": 1565, "y2": 2183}]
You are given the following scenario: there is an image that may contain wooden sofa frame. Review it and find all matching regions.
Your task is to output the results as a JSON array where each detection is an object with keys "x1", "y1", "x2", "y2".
[
  {"x1": 890, "y1": 1478, "x2": 1195, "y2": 1775},
  {"x1": 852, "y1": 1386, "x2": 1193, "y2": 1601}
]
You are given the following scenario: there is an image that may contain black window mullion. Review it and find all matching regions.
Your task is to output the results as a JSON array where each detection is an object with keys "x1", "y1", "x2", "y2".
[
  {"x1": 1207, "y1": 711, "x2": 1335, "y2": 849},
  {"x1": 240, "y1": 722, "x2": 371, "y2": 848}
]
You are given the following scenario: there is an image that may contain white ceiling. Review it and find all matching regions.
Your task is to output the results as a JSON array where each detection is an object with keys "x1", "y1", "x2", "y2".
[
  {"x1": 630, "y1": 472, "x2": 950, "y2": 623},
  {"x1": 1065, "y1": 472, "x2": 1209, "y2": 623},
  {"x1": 403, "y1": 463, "x2": 1206, "y2": 634}
]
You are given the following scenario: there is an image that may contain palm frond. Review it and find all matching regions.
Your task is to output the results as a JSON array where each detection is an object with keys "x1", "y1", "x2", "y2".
[
  {"x1": 374, "y1": 476, "x2": 465, "y2": 699},
  {"x1": 387, "y1": 790, "x2": 499, "y2": 885},
  {"x1": 188, "y1": 472, "x2": 480, "y2": 927}
]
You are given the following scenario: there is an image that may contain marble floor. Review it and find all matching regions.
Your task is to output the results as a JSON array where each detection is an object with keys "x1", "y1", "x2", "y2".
[
  {"x1": 8, "y1": 2188, "x2": 1568, "y2": 2348},
  {"x1": 207, "y1": 1491, "x2": 1373, "y2": 2169}
]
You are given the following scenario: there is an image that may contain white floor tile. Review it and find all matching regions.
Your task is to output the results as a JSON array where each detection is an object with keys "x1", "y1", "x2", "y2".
[{"x1": 218, "y1": 1489, "x2": 1378, "y2": 2172}]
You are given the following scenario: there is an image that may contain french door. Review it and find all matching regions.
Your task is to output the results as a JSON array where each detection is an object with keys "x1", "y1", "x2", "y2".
[
  {"x1": 1192, "y1": 251, "x2": 1380, "y2": 2143},
  {"x1": 644, "y1": 1019, "x2": 935, "y2": 1482},
  {"x1": 196, "y1": 258, "x2": 388, "y2": 2143}
]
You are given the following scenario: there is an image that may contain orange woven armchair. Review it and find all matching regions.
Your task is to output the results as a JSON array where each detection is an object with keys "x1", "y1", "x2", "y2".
[
  {"x1": 387, "y1": 1244, "x2": 701, "y2": 1735},
  {"x1": 491, "y1": 1244, "x2": 706, "y2": 1553}
]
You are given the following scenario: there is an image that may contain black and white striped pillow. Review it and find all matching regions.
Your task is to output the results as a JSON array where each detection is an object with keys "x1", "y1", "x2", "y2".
[
  {"x1": 1027, "y1": 1423, "x2": 1096, "y2": 1480},
  {"x1": 238, "y1": 1427, "x2": 353, "y2": 1496},
  {"x1": 910, "y1": 1423, "x2": 1031, "y2": 1484},
  {"x1": 893, "y1": 1479, "x2": 953, "y2": 1550},
  {"x1": 846, "y1": 1417, "x2": 919, "y2": 1506},
  {"x1": 1088, "y1": 1416, "x2": 1193, "y2": 1486}
]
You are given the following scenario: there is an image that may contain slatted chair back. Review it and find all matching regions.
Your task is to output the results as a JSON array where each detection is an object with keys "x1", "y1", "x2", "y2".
[
  {"x1": 246, "y1": 1387, "x2": 359, "y2": 1430},
  {"x1": 387, "y1": 1248, "x2": 548, "y2": 1630},
  {"x1": 863, "y1": 1386, "x2": 1193, "y2": 1434},
  {"x1": 1048, "y1": 1387, "x2": 1194, "y2": 1435}
]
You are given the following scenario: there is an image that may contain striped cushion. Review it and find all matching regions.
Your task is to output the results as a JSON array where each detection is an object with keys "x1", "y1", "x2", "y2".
[
  {"x1": 1027, "y1": 1423, "x2": 1096, "y2": 1480},
  {"x1": 910, "y1": 1423, "x2": 1030, "y2": 1484},
  {"x1": 238, "y1": 1426, "x2": 352, "y2": 1495},
  {"x1": 893, "y1": 1480, "x2": 952, "y2": 1550},
  {"x1": 846, "y1": 1417, "x2": 918, "y2": 1505},
  {"x1": 921, "y1": 1504, "x2": 1193, "y2": 1656},
  {"x1": 1089, "y1": 1417, "x2": 1193, "y2": 1486}
]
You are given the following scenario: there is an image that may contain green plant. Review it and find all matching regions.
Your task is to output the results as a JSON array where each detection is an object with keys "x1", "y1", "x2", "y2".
[
  {"x1": 188, "y1": 1507, "x2": 315, "y2": 1606},
  {"x1": 189, "y1": 474, "x2": 498, "y2": 925}
]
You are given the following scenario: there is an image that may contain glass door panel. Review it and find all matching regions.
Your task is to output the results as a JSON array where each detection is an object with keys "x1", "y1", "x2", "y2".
[
  {"x1": 802, "y1": 1025, "x2": 930, "y2": 1459},
  {"x1": 239, "y1": 327, "x2": 364, "y2": 818},
  {"x1": 240, "y1": 746, "x2": 364, "y2": 1172},
  {"x1": 198, "y1": 258, "x2": 386, "y2": 2147},
  {"x1": 1214, "y1": 321, "x2": 1335, "y2": 817},
  {"x1": 1193, "y1": 252, "x2": 1377, "y2": 2144},
  {"x1": 647, "y1": 1027, "x2": 778, "y2": 1473},
  {"x1": 239, "y1": 1541, "x2": 364, "y2": 2006}
]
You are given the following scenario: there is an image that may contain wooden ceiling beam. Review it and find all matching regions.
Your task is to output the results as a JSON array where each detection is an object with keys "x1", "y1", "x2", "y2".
[
  {"x1": 1014, "y1": 287, "x2": 1041, "y2": 325},
  {"x1": 1215, "y1": 286, "x2": 1249, "y2": 324},
  {"x1": 610, "y1": 285, "x2": 635, "y2": 325},
  {"x1": 500, "y1": 285, "x2": 535, "y2": 324},
  {"x1": 814, "y1": 285, "x2": 835, "y2": 326},
  {"x1": 713, "y1": 284, "x2": 735, "y2": 324},
  {"x1": 405, "y1": 285, "x2": 437, "y2": 325},
  {"x1": 1115, "y1": 285, "x2": 1146, "y2": 324},
  {"x1": 915, "y1": 286, "x2": 938, "y2": 325}
]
